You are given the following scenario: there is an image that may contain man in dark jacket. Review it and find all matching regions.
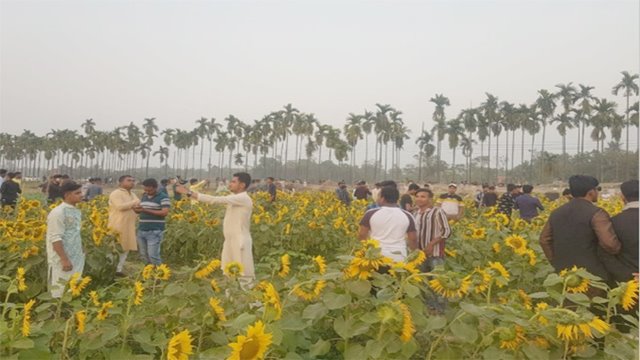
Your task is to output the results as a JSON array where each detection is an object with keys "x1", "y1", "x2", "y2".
[
  {"x1": 0, "y1": 172, "x2": 22, "y2": 207},
  {"x1": 539, "y1": 175, "x2": 621, "y2": 285},
  {"x1": 601, "y1": 180, "x2": 639, "y2": 283}
]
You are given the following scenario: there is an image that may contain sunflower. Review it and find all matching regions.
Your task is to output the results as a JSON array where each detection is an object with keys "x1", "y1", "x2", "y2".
[
  {"x1": 559, "y1": 266, "x2": 590, "y2": 294},
  {"x1": 69, "y1": 273, "x2": 92, "y2": 297},
  {"x1": 16, "y1": 267, "x2": 27, "y2": 292},
  {"x1": 471, "y1": 227, "x2": 486, "y2": 240},
  {"x1": 499, "y1": 325, "x2": 526, "y2": 351},
  {"x1": 530, "y1": 336, "x2": 550, "y2": 349},
  {"x1": 494, "y1": 213, "x2": 509, "y2": 228},
  {"x1": 195, "y1": 259, "x2": 221, "y2": 279},
  {"x1": 89, "y1": 291, "x2": 101, "y2": 307},
  {"x1": 492, "y1": 242, "x2": 501, "y2": 253},
  {"x1": 556, "y1": 323, "x2": 579, "y2": 341},
  {"x1": 444, "y1": 248, "x2": 458, "y2": 258},
  {"x1": 210, "y1": 279, "x2": 221, "y2": 293},
  {"x1": 75, "y1": 310, "x2": 86, "y2": 334},
  {"x1": 293, "y1": 280, "x2": 327, "y2": 301},
  {"x1": 535, "y1": 302, "x2": 549, "y2": 325},
  {"x1": 356, "y1": 239, "x2": 382, "y2": 256},
  {"x1": 228, "y1": 321, "x2": 273, "y2": 360},
  {"x1": 224, "y1": 262, "x2": 244, "y2": 277},
  {"x1": 259, "y1": 282, "x2": 282, "y2": 320},
  {"x1": 471, "y1": 267, "x2": 491, "y2": 294},
  {"x1": 21, "y1": 299, "x2": 36, "y2": 337},
  {"x1": 487, "y1": 262, "x2": 510, "y2": 287},
  {"x1": 209, "y1": 297, "x2": 227, "y2": 322},
  {"x1": 406, "y1": 250, "x2": 426, "y2": 268},
  {"x1": 313, "y1": 255, "x2": 327, "y2": 274},
  {"x1": 621, "y1": 279, "x2": 639, "y2": 311},
  {"x1": 586, "y1": 316, "x2": 609, "y2": 335},
  {"x1": 524, "y1": 249, "x2": 537, "y2": 266},
  {"x1": 397, "y1": 301, "x2": 415, "y2": 343},
  {"x1": 142, "y1": 264, "x2": 155, "y2": 280},
  {"x1": 97, "y1": 301, "x2": 114, "y2": 321},
  {"x1": 512, "y1": 219, "x2": 528, "y2": 232},
  {"x1": 133, "y1": 281, "x2": 144, "y2": 305},
  {"x1": 389, "y1": 261, "x2": 420, "y2": 280},
  {"x1": 428, "y1": 273, "x2": 471, "y2": 299},
  {"x1": 155, "y1": 264, "x2": 172, "y2": 280},
  {"x1": 517, "y1": 289, "x2": 532, "y2": 310},
  {"x1": 278, "y1": 254, "x2": 291, "y2": 278},
  {"x1": 167, "y1": 329, "x2": 193, "y2": 360},
  {"x1": 504, "y1": 234, "x2": 528, "y2": 255}
]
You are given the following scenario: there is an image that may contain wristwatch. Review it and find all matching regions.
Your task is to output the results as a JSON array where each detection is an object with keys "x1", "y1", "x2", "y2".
[{"x1": 186, "y1": 191, "x2": 193, "y2": 198}]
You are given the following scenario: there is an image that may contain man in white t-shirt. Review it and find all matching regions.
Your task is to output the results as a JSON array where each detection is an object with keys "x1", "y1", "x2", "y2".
[{"x1": 358, "y1": 186, "x2": 418, "y2": 262}]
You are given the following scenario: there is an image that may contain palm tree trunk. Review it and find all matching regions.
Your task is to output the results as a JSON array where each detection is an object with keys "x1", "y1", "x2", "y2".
[
  {"x1": 364, "y1": 134, "x2": 369, "y2": 181},
  {"x1": 495, "y1": 133, "x2": 499, "y2": 181},
  {"x1": 487, "y1": 135, "x2": 491, "y2": 181},
  {"x1": 505, "y1": 129, "x2": 509, "y2": 178},
  {"x1": 518, "y1": 129, "x2": 523, "y2": 170},
  {"x1": 452, "y1": 147, "x2": 456, "y2": 181}
]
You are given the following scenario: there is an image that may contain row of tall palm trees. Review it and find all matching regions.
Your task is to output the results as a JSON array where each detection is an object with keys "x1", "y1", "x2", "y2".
[{"x1": 1, "y1": 71, "x2": 637, "y2": 183}]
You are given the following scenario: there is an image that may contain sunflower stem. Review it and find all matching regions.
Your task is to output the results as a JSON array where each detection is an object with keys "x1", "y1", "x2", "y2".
[{"x1": 426, "y1": 311, "x2": 465, "y2": 360}]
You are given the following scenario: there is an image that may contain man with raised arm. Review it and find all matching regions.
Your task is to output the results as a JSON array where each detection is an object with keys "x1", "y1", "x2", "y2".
[{"x1": 176, "y1": 172, "x2": 255, "y2": 281}]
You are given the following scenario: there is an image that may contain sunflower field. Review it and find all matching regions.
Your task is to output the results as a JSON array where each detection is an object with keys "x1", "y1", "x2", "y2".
[{"x1": 0, "y1": 190, "x2": 638, "y2": 359}]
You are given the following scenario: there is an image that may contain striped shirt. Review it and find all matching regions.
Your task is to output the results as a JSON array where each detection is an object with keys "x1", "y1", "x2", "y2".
[
  {"x1": 414, "y1": 206, "x2": 451, "y2": 257},
  {"x1": 139, "y1": 192, "x2": 170, "y2": 231}
]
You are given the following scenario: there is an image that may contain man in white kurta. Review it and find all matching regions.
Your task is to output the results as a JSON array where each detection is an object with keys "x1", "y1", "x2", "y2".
[
  {"x1": 46, "y1": 181, "x2": 85, "y2": 298},
  {"x1": 177, "y1": 172, "x2": 255, "y2": 280}
]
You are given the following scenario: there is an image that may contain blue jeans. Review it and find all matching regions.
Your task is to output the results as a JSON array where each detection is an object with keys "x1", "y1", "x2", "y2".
[
  {"x1": 420, "y1": 257, "x2": 447, "y2": 313},
  {"x1": 137, "y1": 230, "x2": 164, "y2": 265}
]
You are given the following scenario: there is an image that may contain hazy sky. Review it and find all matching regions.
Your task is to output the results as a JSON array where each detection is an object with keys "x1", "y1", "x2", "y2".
[{"x1": 1, "y1": 0, "x2": 638, "y2": 166}]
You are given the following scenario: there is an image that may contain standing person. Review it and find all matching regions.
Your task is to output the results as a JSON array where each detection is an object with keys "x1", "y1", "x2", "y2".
[
  {"x1": 176, "y1": 172, "x2": 255, "y2": 281},
  {"x1": 515, "y1": 185, "x2": 544, "y2": 222},
  {"x1": 436, "y1": 183, "x2": 464, "y2": 220},
  {"x1": 414, "y1": 188, "x2": 451, "y2": 313},
  {"x1": 358, "y1": 186, "x2": 418, "y2": 262},
  {"x1": 414, "y1": 188, "x2": 451, "y2": 270},
  {"x1": 0, "y1": 169, "x2": 6, "y2": 188},
  {"x1": 558, "y1": 188, "x2": 572, "y2": 204},
  {"x1": 497, "y1": 184, "x2": 519, "y2": 218},
  {"x1": 266, "y1": 177, "x2": 277, "y2": 202},
  {"x1": 108, "y1": 175, "x2": 140, "y2": 277},
  {"x1": 601, "y1": 180, "x2": 639, "y2": 282},
  {"x1": 85, "y1": 177, "x2": 104, "y2": 201},
  {"x1": 482, "y1": 185, "x2": 498, "y2": 207},
  {"x1": 134, "y1": 178, "x2": 170, "y2": 265},
  {"x1": 0, "y1": 172, "x2": 22, "y2": 208},
  {"x1": 539, "y1": 175, "x2": 621, "y2": 288},
  {"x1": 475, "y1": 184, "x2": 488, "y2": 208},
  {"x1": 158, "y1": 179, "x2": 169, "y2": 195},
  {"x1": 336, "y1": 181, "x2": 352, "y2": 206},
  {"x1": 47, "y1": 175, "x2": 64, "y2": 203},
  {"x1": 46, "y1": 181, "x2": 85, "y2": 298},
  {"x1": 171, "y1": 177, "x2": 185, "y2": 201},
  {"x1": 400, "y1": 183, "x2": 420, "y2": 212},
  {"x1": 353, "y1": 180, "x2": 372, "y2": 201}
]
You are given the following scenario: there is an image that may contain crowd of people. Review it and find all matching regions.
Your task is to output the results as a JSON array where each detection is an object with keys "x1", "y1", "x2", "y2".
[{"x1": 1, "y1": 167, "x2": 637, "y2": 317}]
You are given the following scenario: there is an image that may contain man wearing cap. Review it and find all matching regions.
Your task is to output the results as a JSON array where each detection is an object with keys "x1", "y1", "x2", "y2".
[
  {"x1": 539, "y1": 175, "x2": 621, "y2": 289},
  {"x1": 600, "y1": 180, "x2": 638, "y2": 283},
  {"x1": 436, "y1": 183, "x2": 464, "y2": 220}
]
